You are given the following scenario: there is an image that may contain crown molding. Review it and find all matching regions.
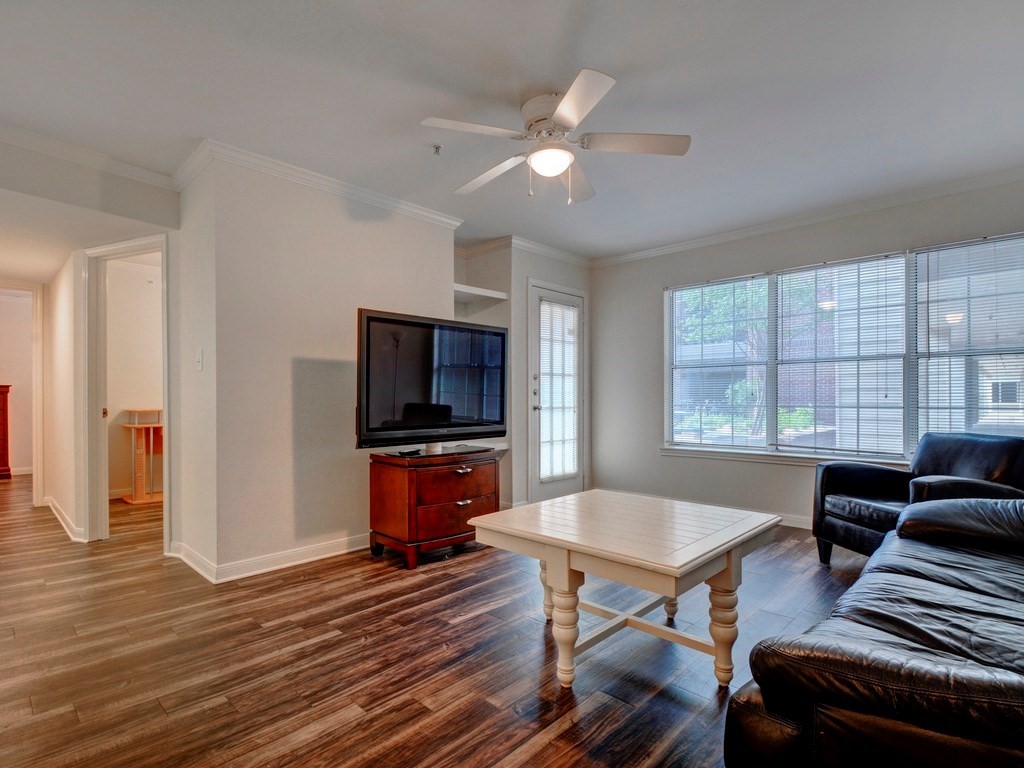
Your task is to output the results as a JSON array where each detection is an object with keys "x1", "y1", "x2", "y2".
[
  {"x1": 597, "y1": 165, "x2": 1024, "y2": 267},
  {"x1": 0, "y1": 122, "x2": 176, "y2": 191},
  {"x1": 510, "y1": 236, "x2": 588, "y2": 266},
  {"x1": 174, "y1": 139, "x2": 463, "y2": 231}
]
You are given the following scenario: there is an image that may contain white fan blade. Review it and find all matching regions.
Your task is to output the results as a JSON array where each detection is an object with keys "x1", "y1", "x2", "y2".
[
  {"x1": 552, "y1": 69, "x2": 616, "y2": 131},
  {"x1": 421, "y1": 117, "x2": 526, "y2": 140},
  {"x1": 560, "y1": 163, "x2": 595, "y2": 204},
  {"x1": 455, "y1": 154, "x2": 526, "y2": 194},
  {"x1": 578, "y1": 132, "x2": 691, "y2": 156}
]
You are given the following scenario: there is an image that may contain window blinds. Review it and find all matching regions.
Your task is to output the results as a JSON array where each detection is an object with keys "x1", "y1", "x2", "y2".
[
  {"x1": 539, "y1": 298, "x2": 580, "y2": 480},
  {"x1": 777, "y1": 257, "x2": 905, "y2": 455},
  {"x1": 913, "y1": 237, "x2": 1024, "y2": 438}
]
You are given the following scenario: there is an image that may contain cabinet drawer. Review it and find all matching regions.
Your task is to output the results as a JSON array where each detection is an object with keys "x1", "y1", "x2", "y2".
[
  {"x1": 416, "y1": 494, "x2": 496, "y2": 540},
  {"x1": 415, "y1": 461, "x2": 496, "y2": 506}
]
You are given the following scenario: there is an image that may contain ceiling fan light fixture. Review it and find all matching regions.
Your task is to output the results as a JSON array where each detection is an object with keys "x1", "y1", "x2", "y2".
[{"x1": 527, "y1": 143, "x2": 574, "y2": 177}]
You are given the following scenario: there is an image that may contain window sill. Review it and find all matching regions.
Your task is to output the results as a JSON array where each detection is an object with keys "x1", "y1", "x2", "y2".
[{"x1": 659, "y1": 445, "x2": 910, "y2": 469}]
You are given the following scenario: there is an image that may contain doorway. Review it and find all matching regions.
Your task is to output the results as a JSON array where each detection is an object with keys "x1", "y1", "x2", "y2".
[
  {"x1": 84, "y1": 234, "x2": 169, "y2": 548},
  {"x1": 528, "y1": 283, "x2": 586, "y2": 502},
  {"x1": 105, "y1": 254, "x2": 164, "y2": 521},
  {"x1": 0, "y1": 282, "x2": 43, "y2": 506}
]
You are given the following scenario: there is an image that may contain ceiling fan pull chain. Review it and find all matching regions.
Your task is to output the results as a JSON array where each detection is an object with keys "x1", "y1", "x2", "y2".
[
  {"x1": 567, "y1": 165, "x2": 573, "y2": 205},
  {"x1": 528, "y1": 163, "x2": 534, "y2": 197}
]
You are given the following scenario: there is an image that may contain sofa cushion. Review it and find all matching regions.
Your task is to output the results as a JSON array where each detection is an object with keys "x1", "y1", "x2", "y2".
[
  {"x1": 823, "y1": 494, "x2": 908, "y2": 531},
  {"x1": 867, "y1": 531, "x2": 1024, "y2": 602},
  {"x1": 898, "y1": 498, "x2": 1024, "y2": 553},
  {"x1": 832, "y1": 567, "x2": 1024, "y2": 673}
]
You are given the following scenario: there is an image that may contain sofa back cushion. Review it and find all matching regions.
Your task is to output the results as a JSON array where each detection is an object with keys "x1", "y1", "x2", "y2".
[{"x1": 911, "y1": 432, "x2": 1024, "y2": 490}]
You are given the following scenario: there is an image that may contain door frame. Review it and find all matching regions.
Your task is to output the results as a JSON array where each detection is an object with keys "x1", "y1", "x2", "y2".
[
  {"x1": 0, "y1": 279, "x2": 44, "y2": 506},
  {"x1": 82, "y1": 234, "x2": 170, "y2": 550},
  {"x1": 527, "y1": 279, "x2": 589, "y2": 502}
]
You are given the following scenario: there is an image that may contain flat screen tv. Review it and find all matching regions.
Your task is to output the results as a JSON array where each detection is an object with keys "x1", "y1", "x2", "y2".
[{"x1": 357, "y1": 308, "x2": 508, "y2": 449}]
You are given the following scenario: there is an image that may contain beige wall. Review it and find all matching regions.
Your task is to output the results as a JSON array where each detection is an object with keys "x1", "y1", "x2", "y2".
[
  {"x1": 106, "y1": 260, "x2": 163, "y2": 496},
  {"x1": 42, "y1": 254, "x2": 82, "y2": 538},
  {"x1": 0, "y1": 290, "x2": 33, "y2": 471},
  {"x1": 174, "y1": 156, "x2": 458, "y2": 575},
  {"x1": 590, "y1": 178, "x2": 1024, "y2": 526}
]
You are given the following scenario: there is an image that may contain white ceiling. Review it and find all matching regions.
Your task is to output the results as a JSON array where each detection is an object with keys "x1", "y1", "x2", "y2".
[{"x1": 2, "y1": 0, "x2": 1024, "y2": 263}]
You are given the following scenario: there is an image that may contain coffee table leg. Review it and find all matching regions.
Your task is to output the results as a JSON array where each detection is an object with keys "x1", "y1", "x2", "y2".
[
  {"x1": 539, "y1": 561, "x2": 554, "y2": 620},
  {"x1": 706, "y1": 551, "x2": 741, "y2": 687},
  {"x1": 664, "y1": 597, "x2": 679, "y2": 619},
  {"x1": 544, "y1": 548, "x2": 585, "y2": 688},
  {"x1": 552, "y1": 588, "x2": 580, "y2": 687}
]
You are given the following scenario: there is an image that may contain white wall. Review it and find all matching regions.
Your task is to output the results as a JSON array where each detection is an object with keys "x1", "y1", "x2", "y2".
[
  {"x1": 591, "y1": 178, "x2": 1024, "y2": 527},
  {"x1": 170, "y1": 169, "x2": 218, "y2": 567},
  {"x1": 42, "y1": 254, "x2": 82, "y2": 538},
  {"x1": 174, "y1": 155, "x2": 458, "y2": 575},
  {"x1": 106, "y1": 260, "x2": 163, "y2": 496},
  {"x1": 0, "y1": 290, "x2": 33, "y2": 472}
]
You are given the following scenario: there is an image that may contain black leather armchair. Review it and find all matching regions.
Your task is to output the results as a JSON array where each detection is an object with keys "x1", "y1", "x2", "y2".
[{"x1": 813, "y1": 431, "x2": 1024, "y2": 564}]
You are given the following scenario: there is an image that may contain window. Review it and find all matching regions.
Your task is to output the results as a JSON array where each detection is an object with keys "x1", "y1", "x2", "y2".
[
  {"x1": 777, "y1": 258, "x2": 905, "y2": 455},
  {"x1": 915, "y1": 237, "x2": 1024, "y2": 436},
  {"x1": 665, "y1": 278, "x2": 768, "y2": 447},
  {"x1": 992, "y1": 381, "x2": 1020, "y2": 405},
  {"x1": 665, "y1": 233, "x2": 1024, "y2": 458},
  {"x1": 538, "y1": 297, "x2": 580, "y2": 479}
]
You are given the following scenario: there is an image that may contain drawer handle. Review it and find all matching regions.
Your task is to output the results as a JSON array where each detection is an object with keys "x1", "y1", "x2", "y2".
[
  {"x1": 454, "y1": 466, "x2": 474, "y2": 475},
  {"x1": 455, "y1": 500, "x2": 472, "y2": 507}
]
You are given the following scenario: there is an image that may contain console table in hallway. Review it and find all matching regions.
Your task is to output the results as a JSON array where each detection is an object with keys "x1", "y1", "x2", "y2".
[
  {"x1": 122, "y1": 408, "x2": 162, "y2": 505},
  {"x1": 470, "y1": 489, "x2": 780, "y2": 688}
]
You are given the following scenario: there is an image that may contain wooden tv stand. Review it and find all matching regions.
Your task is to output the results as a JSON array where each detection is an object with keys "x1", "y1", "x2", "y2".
[{"x1": 369, "y1": 446, "x2": 506, "y2": 569}]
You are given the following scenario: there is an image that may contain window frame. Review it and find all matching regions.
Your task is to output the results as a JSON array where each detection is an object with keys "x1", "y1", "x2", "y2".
[{"x1": 664, "y1": 233, "x2": 1024, "y2": 461}]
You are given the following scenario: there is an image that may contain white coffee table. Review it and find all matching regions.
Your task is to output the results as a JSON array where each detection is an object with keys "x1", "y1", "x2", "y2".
[{"x1": 469, "y1": 489, "x2": 780, "y2": 688}]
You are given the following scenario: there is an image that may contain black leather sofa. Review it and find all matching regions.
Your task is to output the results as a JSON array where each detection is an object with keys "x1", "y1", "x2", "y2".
[
  {"x1": 725, "y1": 498, "x2": 1024, "y2": 767},
  {"x1": 814, "y1": 432, "x2": 1024, "y2": 564}
]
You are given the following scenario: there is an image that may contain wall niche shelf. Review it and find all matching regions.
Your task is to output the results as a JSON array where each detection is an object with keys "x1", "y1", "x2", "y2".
[{"x1": 454, "y1": 283, "x2": 509, "y2": 306}]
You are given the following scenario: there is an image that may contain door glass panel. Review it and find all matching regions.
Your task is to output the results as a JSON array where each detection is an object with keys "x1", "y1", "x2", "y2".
[{"x1": 539, "y1": 298, "x2": 579, "y2": 480}]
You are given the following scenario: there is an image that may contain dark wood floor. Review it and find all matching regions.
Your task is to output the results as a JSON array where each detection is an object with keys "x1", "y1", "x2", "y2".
[{"x1": 0, "y1": 475, "x2": 867, "y2": 767}]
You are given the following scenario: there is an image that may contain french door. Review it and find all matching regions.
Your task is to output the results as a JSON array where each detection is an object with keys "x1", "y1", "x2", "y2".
[{"x1": 528, "y1": 284, "x2": 585, "y2": 501}]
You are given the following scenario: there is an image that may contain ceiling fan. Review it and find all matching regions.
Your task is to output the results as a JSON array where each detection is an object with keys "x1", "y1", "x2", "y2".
[{"x1": 422, "y1": 68, "x2": 691, "y2": 204}]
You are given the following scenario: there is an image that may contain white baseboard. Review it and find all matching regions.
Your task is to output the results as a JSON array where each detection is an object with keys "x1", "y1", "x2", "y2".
[
  {"x1": 12, "y1": 467, "x2": 32, "y2": 476},
  {"x1": 45, "y1": 496, "x2": 86, "y2": 542},
  {"x1": 166, "y1": 541, "x2": 218, "y2": 582},
  {"x1": 778, "y1": 511, "x2": 812, "y2": 530},
  {"x1": 167, "y1": 533, "x2": 371, "y2": 584}
]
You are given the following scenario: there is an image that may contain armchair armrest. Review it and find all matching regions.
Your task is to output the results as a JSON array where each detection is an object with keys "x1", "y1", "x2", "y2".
[
  {"x1": 815, "y1": 462, "x2": 912, "y2": 500},
  {"x1": 814, "y1": 462, "x2": 912, "y2": 532},
  {"x1": 910, "y1": 475, "x2": 1024, "y2": 503},
  {"x1": 897, "y1": 498, "x2": 1024, "y2": 552}
]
